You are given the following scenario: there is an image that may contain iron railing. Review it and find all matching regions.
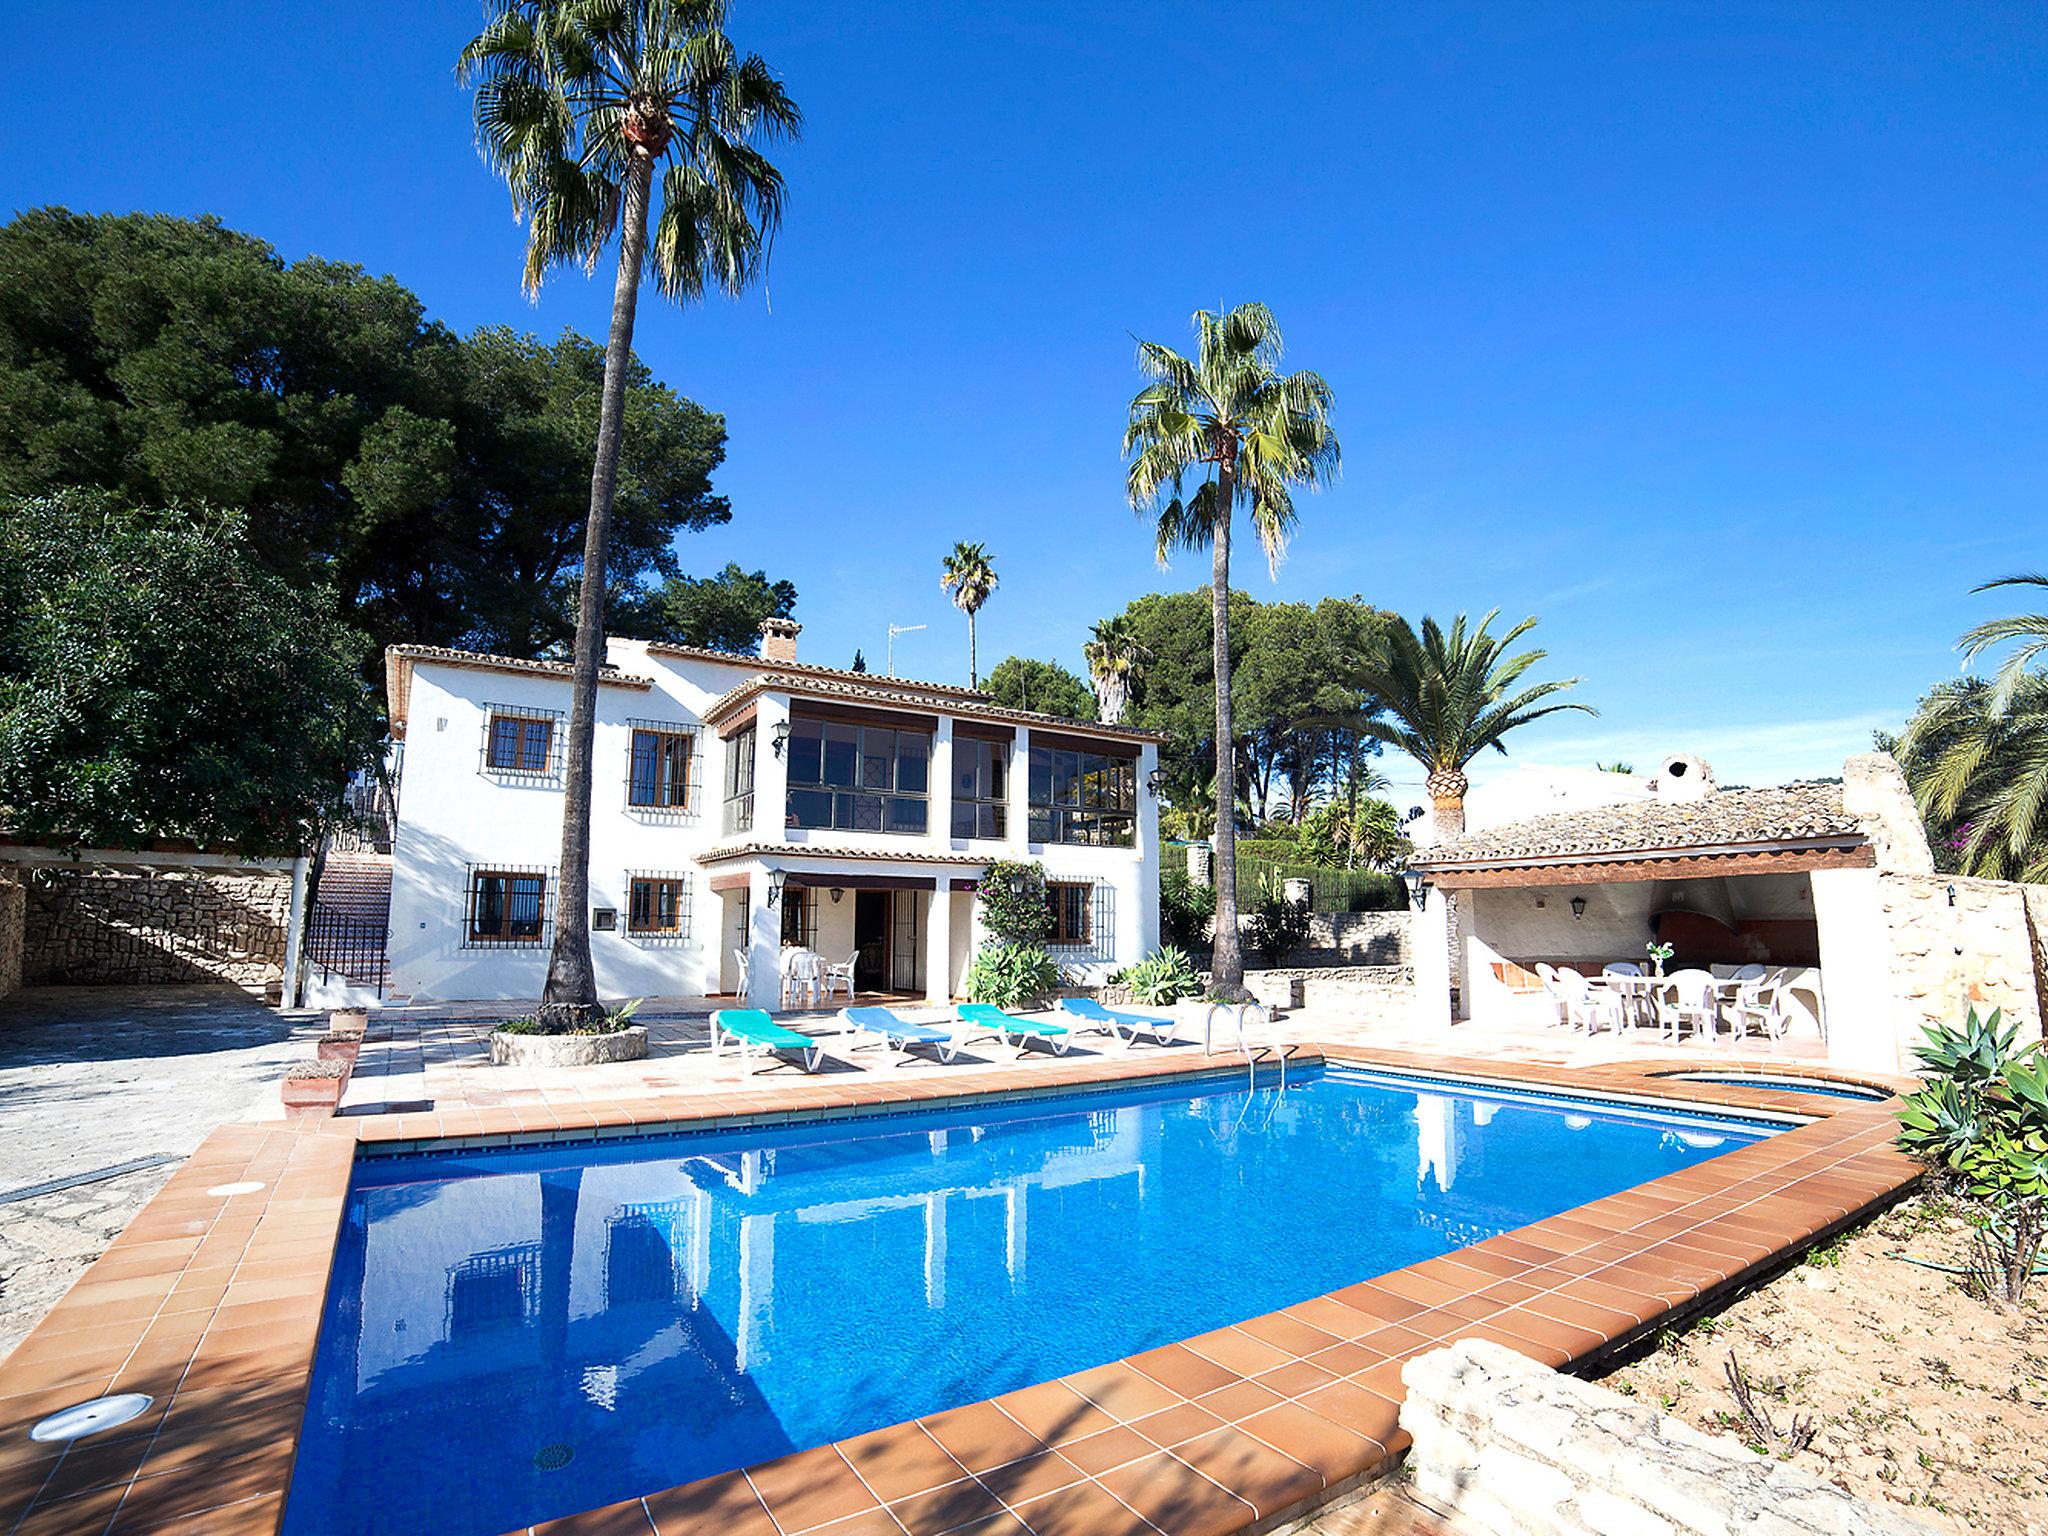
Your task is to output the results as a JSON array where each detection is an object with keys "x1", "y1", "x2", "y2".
[{"x1": 306, "y1": 907, "x2": 389, "y2": 995}]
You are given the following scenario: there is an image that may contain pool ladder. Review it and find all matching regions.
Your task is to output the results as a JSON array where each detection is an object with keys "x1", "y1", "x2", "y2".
[{"x1": 1203, "y1": 1000, "x2": 1300, "y2": 1090}]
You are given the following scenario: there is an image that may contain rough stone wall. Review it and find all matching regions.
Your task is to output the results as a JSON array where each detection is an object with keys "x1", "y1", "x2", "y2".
[
  {"x1": 0, "y1": 876, "x2": 23, "y2": 1000},
  {"x1": 1242, "y1": 964, "x2": 1414, "y2": 1021},
  {"x1": 1878, "y1": 871, "x2": 2048, "y2": 1047},
  {"x1": 21, "y1": 870, "x2": 291, "y2": 990},
  {"x1": 1401, "y1": 1339, "x2": 1938, "y2": 1536},
  {"x1": 1232, "y1": 909, "x2": 1412, "y2": 968}
]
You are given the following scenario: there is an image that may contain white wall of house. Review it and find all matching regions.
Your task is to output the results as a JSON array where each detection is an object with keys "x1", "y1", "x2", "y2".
[{"x1": 385, "y1": 642, "x2": 1160, "y2": 1006}]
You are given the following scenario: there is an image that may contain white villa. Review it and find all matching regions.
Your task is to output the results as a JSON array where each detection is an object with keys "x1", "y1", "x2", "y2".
[{"x1": 366, "y1": 618, "x2": 1163, "y2": 1007}]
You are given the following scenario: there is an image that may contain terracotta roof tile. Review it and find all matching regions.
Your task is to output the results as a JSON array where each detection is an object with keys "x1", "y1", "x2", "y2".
[{"x1": 1412, "y1": 782, "x2": 1864, "y2": 869}]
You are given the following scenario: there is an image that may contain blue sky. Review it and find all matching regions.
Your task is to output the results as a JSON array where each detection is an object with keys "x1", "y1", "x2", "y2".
[{"x1": 5, "y1": 2, "x2": 2044, "y2": 804}]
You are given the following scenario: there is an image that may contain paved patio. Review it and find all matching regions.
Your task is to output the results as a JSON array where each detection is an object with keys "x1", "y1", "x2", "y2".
[
  {"x1": 332, "y1": 995, "x2": 1829, "y2": 1120},
  {"x1": 0, "y1": 987, "x2": 317, "y2": 1358}
]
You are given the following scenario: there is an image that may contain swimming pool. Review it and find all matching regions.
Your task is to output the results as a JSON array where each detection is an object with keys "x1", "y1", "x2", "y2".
[
  {"x1": 282, "y1": 1065, "x2": 1777, "y2": 1536},
  {"x1": 1662, "y1": 1071, "x2": 1889, "y2": 1102}
]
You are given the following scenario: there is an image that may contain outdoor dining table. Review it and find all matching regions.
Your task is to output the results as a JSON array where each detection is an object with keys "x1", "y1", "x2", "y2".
[{"x1": 1586, "y1": 972, "x2": 1750, "y2": 1039}]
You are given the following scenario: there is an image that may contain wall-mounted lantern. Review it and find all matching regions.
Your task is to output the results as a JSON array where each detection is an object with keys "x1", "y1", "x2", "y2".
[
  {"x1": 1145, "y1": 767, "x2": 1165, "y2": 797},
  {"x1": 829, "y1": 887, "x2": 844, "y2": 904},
  {"x1": 765, "y1": 869, "x2": 786, "y2": 907},
  {"x1": 1398, "y1": 868, "x2": 1429, "y2": 910},
  {"x1": 1569, "y1": 896, "x2": 1588, "y2": 921},
  {"x1": 770, "y1": 720, "x2": 792, "y2": 759},
  {"x1": 1009, "y1": 871, "x2": 1030, "y2": 898}
]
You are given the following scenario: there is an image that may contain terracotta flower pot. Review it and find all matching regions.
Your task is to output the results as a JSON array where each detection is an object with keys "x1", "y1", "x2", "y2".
[
  {"x1": 317, "y1": 1035, "x2": 360, "y2": 1067},
  {"x1": 328, "y1": 1008, "x2": 369, "y2": 1037}
]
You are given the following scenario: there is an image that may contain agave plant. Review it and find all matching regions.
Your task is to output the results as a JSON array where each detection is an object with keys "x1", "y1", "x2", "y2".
[{"x1": 1118, "y1": 946, "x2": 1203, "y2": 1006}]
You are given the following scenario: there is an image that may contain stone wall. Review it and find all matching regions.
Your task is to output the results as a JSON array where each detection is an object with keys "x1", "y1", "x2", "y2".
[
  {"x1": 1401, "y1": 1339, "x2": 1937, "y2": 1536},
  {"x1": 0, "y1": 876, "x2": 23, "y2": 1000},
  {"x1": 1234, "y1": 908, "x2": 1411, "y2": 968},
  {"x1": 21, "y1": 869, "x2": 292, "y2": 991},
  {"x1": 1877, "y1": 871, "x2": 2048, "y2": 1048},
  {"x1": 1243, "y1": 964, "x2": 1413, "y2": 1022}
]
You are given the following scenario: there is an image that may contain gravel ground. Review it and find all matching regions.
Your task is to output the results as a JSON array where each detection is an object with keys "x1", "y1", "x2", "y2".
[
  {"x1": 1601, "y1": 1191, "x2": 2048, "y2": 1535},
  {"x1": 0, "y1": 985, "x2": 318, "y2": 1358}
]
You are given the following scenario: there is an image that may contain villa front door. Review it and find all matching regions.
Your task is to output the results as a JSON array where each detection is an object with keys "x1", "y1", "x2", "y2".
[{"x1": 854, "y1": 891, "x2": 890, "y2": 990}]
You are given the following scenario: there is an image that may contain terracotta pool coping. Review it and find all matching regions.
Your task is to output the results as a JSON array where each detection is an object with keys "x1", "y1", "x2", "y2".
[{"x1": 0, "y1": 1049, "x2": 1921, "y2": 1536}]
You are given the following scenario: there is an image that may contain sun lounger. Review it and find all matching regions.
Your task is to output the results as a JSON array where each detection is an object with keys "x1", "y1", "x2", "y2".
[
  {"x1": 956, "y1": 1002, "x2": 1070, "y2": 1056},
  {"x1": 1057, "y1": 996, "x2": 1182, "y2": 1048},
  {"x1": 711, "y1": 1008, "x2": 826, "y2": 1073},
  {"x1": 840, "y1": 1006, "x2": 961, "y2": 1064}
]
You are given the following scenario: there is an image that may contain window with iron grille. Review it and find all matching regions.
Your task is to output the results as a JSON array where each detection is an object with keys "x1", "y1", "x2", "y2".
[
  {"x1": 1028, "y1": 746, "x2": 1136, "y2": 846},
  {"x1": 723, "y1": 726, "x2": 756, "y2": 834},
  {"x1": 626, "y1": 871, "x2": 691, "y2": 942},
  {"x1": 1046, "y1": 880, "x2": 1115, "y2": 960},
  {"x1": 626, "y1": 722, "x2": 698, "y2": 812},
  {"x1": 779, "y1": 886, "x2": 816, "y2": 948},
  {"x1": 951, "y1": 737, "x2": 1009, "y2": 840},
  {"x1": 785, "y1": 717, "x2": 930, "y2": 835},
  {"x1": 464, "y1": 865, "x2": 553, "y2": 948},
  {"x1": 481, "y1": 706, "x2": 564, "y2": 778}
]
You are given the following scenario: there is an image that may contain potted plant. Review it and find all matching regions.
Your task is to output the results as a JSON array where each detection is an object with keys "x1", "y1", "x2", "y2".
[
  {"x1": 489, "y1": 999, "x2": 650, "y2": 1067},
  {"x1": 328, "y1": 1008, "x2": 369, "y2": 1036},
  {"x1": 281, "y1": 1057, "x2": 349, "y2": 1117},
  {"x1": 1645, "y1": 941, "x2": 1673, "y2": 977},
  {"x1": 316, "y1": 1031, "x2": 360, "y2": 1069}
]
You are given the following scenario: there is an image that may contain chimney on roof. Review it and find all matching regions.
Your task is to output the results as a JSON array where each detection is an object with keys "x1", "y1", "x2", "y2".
[
  {"x1": 1651, "y1": 753, "x2": 1716, "y2": 803},
  {"x1": 759, "y1": 616, "x2": 801, "y2": 663}
]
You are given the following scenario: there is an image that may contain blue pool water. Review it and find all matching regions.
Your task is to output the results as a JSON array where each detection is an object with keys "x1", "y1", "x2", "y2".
[{"x1": 283, "y1": 1066, "x2": 1776, "y2": 1536}]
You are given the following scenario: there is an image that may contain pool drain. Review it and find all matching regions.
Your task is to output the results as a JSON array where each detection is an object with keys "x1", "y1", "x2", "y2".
[
  {"x1": 30, "y1": 1394, "x2": 154, "y2": 1443},
  {"x1": 533, "y1": 1443, "x2": 574, "y2": 1472}
]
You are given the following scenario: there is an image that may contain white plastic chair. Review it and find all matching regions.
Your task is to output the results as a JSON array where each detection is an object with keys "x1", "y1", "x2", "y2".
[
  {"x1": 1533, "y1": 963, "x2": 1571, "y2": 1028},
  {"x1": 781, "y1": 949, "x2": 824, "y2": 1009},
  {"x1": 1555, "y1": 967, "x2": 1621, "y2": 1035},
  {"x1": 1729, "y1": 963, "x2": 1766, "y2": 982},
  {"x1": 1655, "y1": 969, "x2": 1722, "y2": 1046},
  {"x1": 821, "y1": 950, "x2": 858, "y2": 1003},
  {"x1": 1602, "y1": 961, "x2": 1645, "y2": 976},
  {"x1": 731, "y1": 947, "x2": 752, "y2": 1003},
  {"x1": 1732, "y1": 975, "x2": 1793, "y2": 1044}
]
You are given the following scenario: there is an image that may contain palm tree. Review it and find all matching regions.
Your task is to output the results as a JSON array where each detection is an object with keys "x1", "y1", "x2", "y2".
[
  {"x1": 1124, "y1": 303, "x2": 1339, "y2": 992},
  {"x1": 1083, "y1": 615, "x2": 1150, "y2": 724},
  {"x1": 940, "y1": 541, "x2": 998, "y2": 687},
  {"x1": 1895, "y1": 575, "x2": 2048, "y2": 881},
  {"x1": 460, "y1": 0, "x2": 800, "y2": 1020},
  {"x1": 1355, "y1": 611, "x2": 1593, "y2": 838},
  {"x1": 1961, "y1": 572, "x2": 2048, "y2": 710},
  {"x1": 1898, "y1": 676, "x2": 2048, "y2": 881}
]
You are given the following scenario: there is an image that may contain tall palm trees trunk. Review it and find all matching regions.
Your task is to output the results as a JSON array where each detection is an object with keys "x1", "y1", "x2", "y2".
[
  {"x1": 1209, "y1": 465, "x2": 1245, "y2": 991},
  {"x1": 968, "y1": 611, "x2": 978, "y2": 689},
  {"x1": 542, "y1": 150, "x2": 654, "y2": 1021}
]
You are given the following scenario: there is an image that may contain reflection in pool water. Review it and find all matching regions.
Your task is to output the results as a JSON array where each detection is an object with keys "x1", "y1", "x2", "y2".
[{"x1": 283, "y1": 1066, "x2": 1773, "y2": 1536}]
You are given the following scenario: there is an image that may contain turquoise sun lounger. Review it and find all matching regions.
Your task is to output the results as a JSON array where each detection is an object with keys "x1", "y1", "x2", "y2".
[
  {"x1": 841, "y1": 1006, "x2": 961, "y2": 1064},
  {"x1": 1057, "y1": 996, "x2": 1183, "y2": 1048},
  {"x1": 955, "y1": 1002, "x2": 1070, "y2": 1056},
  {"x1": 710, "y1": 1008, "x2": 826, "y2": 1073}
]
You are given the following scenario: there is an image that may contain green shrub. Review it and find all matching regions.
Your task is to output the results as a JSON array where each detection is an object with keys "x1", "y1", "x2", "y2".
[
  {"x1": 977, "y1": 859, "x2": 1052, "y2": 946},
  {"x1": 1160, "y1": 863, "x2": 1216, "y2": 951},
  {"x1": 499, "y1": 999, "x2": 639, "y2": 1037},
  {"x1": 963, "y1": 941, "x2": 1062, "y2": 1010},
  {"x1": 1897, "y1": 1007, "x2": 2048, "y2": 1305},
  {"x1": 1118, "y1": 946, "x2": 1203, "y2": 1005},
  {"x1": 1244, "y1": 893, "x2": 1311, "y2": 965}
]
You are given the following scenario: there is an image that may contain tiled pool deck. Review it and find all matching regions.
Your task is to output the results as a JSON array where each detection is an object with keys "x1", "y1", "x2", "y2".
[{"x1": 0, "y1": 1046, "x2": 1918, "y2": 1536}]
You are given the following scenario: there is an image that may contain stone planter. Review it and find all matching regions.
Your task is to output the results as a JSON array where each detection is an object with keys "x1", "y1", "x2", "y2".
[
  {"x1": 316, "y1": 1034, "x2": 360, "y2": 1068},
  {"x1": 489, "y1": 1025, "x2": 649, "y2": 1068},
  {"x1": 328, "y1": 1008, "x2": 368, "y2": 1037},
  {"x1": 281, "y1": 1060, "x2": 348, "y2": 1118}
]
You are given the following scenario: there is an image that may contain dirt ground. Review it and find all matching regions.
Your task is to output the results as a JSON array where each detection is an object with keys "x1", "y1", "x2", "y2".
[{"x1": 1601, "y1": 1191, "x2": 2047, "y2": 1535}]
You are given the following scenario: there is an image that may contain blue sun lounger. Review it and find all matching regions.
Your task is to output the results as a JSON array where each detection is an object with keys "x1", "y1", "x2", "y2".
[
  {"x1": 956, "y1": 1002, "x2": 1070, "y2": 1056},
  {"x1": 710, "y1": 1008, "x2": 826, "y2": 1073},
  {"x1": 1057, "y1": 996, "x2": 1183, "y2": 1048},
  {"x1": 840, "y1": 1006, "x2": 961, "y2": 1064}
]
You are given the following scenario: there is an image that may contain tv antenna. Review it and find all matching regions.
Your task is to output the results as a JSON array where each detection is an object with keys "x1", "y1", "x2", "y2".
[{"x1": 886, "y1": 623, "x2": 926, "y2": 678}]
